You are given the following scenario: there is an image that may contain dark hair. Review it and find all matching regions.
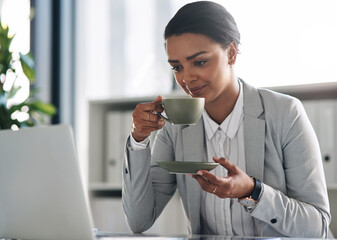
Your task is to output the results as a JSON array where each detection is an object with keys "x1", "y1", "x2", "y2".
[{"x1": 164, "y1": 1, "x2": 240, "y2": 49}]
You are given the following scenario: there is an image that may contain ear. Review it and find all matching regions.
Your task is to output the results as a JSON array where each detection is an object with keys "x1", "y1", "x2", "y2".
[{"x1": 227, "y1": 42, "x2": 238, "y2": 65}]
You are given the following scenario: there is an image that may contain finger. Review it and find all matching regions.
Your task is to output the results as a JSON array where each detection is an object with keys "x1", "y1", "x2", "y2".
[
  {"x1": 131, "y1": 122, "x2": 164, "y2": 142},
  {"x1": 133, "y1": 106, "x2": 158, "y2": 122},
  {"x1": 153, "y1": 96, "x2": 164, "y2": 113},
  {"x1": 148, "y1": 112, "x2": 165, "y2": 123},
  {"x1": 213, "y1": 156, "x2": 237, "y2": 173},
  {"x1": 196, "y1": 170, "x2": 221, "y2": 185},
  {"x1": 134, "y1": 125, "x2": 163, "y2": 134},
  {"x1": 135, "y1": 97, "x2": 163, "y2": 115},
  {"x1": 136, "y1": 102, "x2": 158, "y2": 112},
  {"x1": 135, "y1": 111, "x2": 164, "y2": 125},
  {"x1": 192, "y1": 174, "x2": 218, "y2": 193},
  {"x1": 154, "y1": 96, "x2": 163, "y2": 112},
  {"x1": 155, "y1": 105, "x2": 164, "y2": 114},
  {"x1": 133, "y1": 117, "x2": 165, "y2": 130}
]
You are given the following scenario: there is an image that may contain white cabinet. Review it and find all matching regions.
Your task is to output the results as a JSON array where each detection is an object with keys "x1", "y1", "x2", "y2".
[{"x1": 302, "y1": 100, "x2": 337, "y2": 187}]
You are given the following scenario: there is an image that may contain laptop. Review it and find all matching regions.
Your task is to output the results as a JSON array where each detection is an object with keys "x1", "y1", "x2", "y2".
[{"x1": 0, "y1": 125, "x2": 96, "y2": 240}]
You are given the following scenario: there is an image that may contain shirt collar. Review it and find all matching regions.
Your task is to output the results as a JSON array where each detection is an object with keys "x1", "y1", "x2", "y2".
[{"x1": 203, "y1": 79, "x2": 244, "y2": 140}]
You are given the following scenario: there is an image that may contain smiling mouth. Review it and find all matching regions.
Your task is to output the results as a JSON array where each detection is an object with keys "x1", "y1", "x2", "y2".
[{"x1": 187, "y1": 85, "x2": 206, "y2": 96}]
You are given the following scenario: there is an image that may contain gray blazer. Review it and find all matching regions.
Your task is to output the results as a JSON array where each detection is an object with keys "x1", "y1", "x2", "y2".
[{"x1": 122, "y1": 80, "x2": 331, "y2": 237}]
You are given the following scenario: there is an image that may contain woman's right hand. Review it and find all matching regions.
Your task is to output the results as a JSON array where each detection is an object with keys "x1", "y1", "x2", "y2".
[{"x1": 131, "y1": 96, "x2": 165, "y2": 142}]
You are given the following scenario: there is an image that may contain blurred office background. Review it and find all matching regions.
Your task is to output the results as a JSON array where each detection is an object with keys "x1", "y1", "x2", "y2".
[{"x1": 1, "y1": 0, "x2": 337, "y2": 236}]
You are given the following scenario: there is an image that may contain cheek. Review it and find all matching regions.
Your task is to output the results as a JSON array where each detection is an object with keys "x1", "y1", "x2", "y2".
[{"x1": 208, "y1": 63, "x2": 227, "y2": 85}]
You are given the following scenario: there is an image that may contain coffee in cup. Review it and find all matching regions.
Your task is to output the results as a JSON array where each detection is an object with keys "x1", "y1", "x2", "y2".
[{"x1": 158, "y1": 97, "x2": 205, "y2": 125}]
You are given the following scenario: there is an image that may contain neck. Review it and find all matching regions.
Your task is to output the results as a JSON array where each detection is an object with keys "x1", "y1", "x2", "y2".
[{"x1": 205, "y1": 78, "x2": 240, "y2": 125}]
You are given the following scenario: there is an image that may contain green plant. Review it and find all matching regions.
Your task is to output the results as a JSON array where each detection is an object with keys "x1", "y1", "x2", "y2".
[{"x1": 0, "y1": 22, "x2": 56, "y2": 130}]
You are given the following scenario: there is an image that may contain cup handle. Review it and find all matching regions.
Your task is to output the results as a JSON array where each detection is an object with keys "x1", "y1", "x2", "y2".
[{"x1": 157, "y1": 102, "x2": 172, "y2": 123}]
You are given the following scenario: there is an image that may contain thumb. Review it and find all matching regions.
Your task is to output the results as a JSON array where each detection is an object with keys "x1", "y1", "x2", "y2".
[
  {"x1": 154, "y1": 95, "x2": 163, "y2": 103},
  {"x1": 213, "y1": 156, "x2": 237, "y2": 173},
  {"x1": 154, "y1": 96, "x2": 163, "y2": 113}
]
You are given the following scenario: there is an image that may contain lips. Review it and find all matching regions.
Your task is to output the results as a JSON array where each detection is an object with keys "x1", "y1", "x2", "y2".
[{"x1": 187, "y1": 84, "x2": 206, "y2": 96}]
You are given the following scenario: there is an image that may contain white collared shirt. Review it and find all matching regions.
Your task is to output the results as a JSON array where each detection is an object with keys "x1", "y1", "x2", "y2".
[{"x1": 200, "y1": 80, "x2": 255, "y2": 236}]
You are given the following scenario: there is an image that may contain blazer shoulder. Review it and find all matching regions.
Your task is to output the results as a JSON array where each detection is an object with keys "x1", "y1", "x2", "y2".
[
  {"x1": 259, "y1": 87, "x2": 299, "y2": 103},
  {"x1": 242, "y1": 79, "x2": 303, "y2": 118},
  {"x1": 257, "y1": 87, "x2": 303, "y2": 113}
]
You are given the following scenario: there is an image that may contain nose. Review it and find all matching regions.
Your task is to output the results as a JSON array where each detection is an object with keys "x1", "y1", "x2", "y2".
[{"x1": 182, "y1": 67, "x2": 196, "y2": 84}]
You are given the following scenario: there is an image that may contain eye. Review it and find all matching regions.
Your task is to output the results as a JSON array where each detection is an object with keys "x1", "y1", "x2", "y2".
[
  {"x1": 194, "y1": 60, "x2": 207, "y2": 67},
  {"x1": 171, "y1": 65, "x2": 183, "y2": 72}
]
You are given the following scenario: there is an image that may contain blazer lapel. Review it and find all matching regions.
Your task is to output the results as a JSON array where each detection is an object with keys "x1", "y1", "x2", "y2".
[
  {"x1": 242, "y1": 80, "x2": 265, "y2": 180},
  {"x1": 181, "y1": 119, "x2": 204, "y2": 233}
]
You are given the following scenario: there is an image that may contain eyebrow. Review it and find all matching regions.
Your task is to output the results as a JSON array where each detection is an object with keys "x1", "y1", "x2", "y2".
[{"x1": 168, "y1": 51, "x2": 208, "y2": 63}]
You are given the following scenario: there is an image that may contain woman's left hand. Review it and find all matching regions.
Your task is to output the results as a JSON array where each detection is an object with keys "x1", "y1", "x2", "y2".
[{"x1": 192, "y1": 156, "x2": 254, "y2": 198}]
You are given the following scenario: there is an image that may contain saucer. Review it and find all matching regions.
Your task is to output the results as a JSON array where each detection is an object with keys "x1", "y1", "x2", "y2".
[{"x1": 156, "y1": 161, "x2": 219, "y2": 174}]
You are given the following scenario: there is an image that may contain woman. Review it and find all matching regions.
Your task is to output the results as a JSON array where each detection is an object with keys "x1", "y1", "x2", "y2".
[{"x1": 122, "y1": 1, "x2": 330, "y2": 237}]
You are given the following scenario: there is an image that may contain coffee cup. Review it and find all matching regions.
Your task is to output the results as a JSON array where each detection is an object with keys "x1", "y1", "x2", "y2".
[{"x1": 158, "y1": 97, "x2": 205, "y2": 125}]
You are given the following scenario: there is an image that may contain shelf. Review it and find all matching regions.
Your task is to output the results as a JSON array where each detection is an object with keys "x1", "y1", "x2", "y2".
[
  {"x1": 267, "y1": 82, "x2": 337, "y2": 100},
  {"x1": 89, "y1": 182, "x2": 122, "y2": 198},
  {"x1": 89, "y1": 182, "x2": 122, "y2": 191},
  {"x1": 327, "y1": 184, "x2": 337, "y2": 191}
]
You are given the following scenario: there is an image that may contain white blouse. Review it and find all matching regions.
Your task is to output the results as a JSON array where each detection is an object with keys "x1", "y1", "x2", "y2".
[{"x1": 200, "y1": 80, "x2": 255, "y2": 236}]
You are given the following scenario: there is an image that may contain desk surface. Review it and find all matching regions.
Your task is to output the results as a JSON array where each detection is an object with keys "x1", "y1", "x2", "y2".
[
  {"x1": 1, "y1": 234, "x2": 334, "y2": 240},
  {"x1": 96, "y1": 232, "x2": 334, "y2": 240}
]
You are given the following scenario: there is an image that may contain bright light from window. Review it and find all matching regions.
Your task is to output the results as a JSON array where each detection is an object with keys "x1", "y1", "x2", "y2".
[
  {"x1": 0, "y1": 0, "x2": 31, "y2": 114},
  {"x1": 222, "y1": 0, "x2": 337, "y2": 87},
  {"x1": 1, "y1": 0, "x2": 31, "y2": 54},
  {"x1": 172, "y1": 0, "x2": 337, "y2": 88}
]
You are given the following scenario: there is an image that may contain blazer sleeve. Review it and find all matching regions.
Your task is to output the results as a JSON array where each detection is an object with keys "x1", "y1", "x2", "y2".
[
  {"x1": 122, "y1": 127, "x2": 177, "y2": 233},
  {"x1": 251, "y1": 97, "x2": 331, "y2": 238}
]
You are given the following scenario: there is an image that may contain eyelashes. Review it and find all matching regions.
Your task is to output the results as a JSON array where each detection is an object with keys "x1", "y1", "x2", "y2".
[
  {"x1": 171, "y1": 60, "x2": 208, "y2": 72},
  {"x1": 194, "y1": 60, "x2": 207, "y2": 66},
  {"x1": 171, "y1": 65, "x2": 183, "y2": 72}
]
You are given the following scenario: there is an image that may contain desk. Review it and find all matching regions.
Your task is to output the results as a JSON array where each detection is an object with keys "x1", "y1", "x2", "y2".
[
  {"x1": 96, "y1": 233, "x2": 335, "y2": 240},
  {"x1": 1, "y1": 233, "x2": 335, "y2": 240}
]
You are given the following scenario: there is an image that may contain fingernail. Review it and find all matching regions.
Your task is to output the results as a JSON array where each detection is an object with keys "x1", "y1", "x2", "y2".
[{"x1": 197, "y1": 171, "x2": 203, "y2": 176}]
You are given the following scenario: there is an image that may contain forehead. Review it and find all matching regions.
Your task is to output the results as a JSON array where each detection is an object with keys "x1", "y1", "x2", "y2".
[{"x1": 166, "y1": 33, "x2": 222, "y2": 59}]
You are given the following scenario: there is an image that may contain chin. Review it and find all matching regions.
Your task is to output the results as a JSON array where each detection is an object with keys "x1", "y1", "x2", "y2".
[{"x1": 191, "y1": 92, "x2": 207, "y2": 99}]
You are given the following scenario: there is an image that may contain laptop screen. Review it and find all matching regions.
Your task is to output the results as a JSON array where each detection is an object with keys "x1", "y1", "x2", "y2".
[{"x1": 0, "y1": 125, "x2": 95, "y2": 240}]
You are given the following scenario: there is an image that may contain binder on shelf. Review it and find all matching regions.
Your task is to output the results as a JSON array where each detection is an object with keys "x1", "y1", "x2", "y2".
[
  {"x1": 105, "y1": 112, "x2": 123, "y2": 185},
  {"x1": 121, "y1": 110, "x2": 134, "y2": 144}
]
